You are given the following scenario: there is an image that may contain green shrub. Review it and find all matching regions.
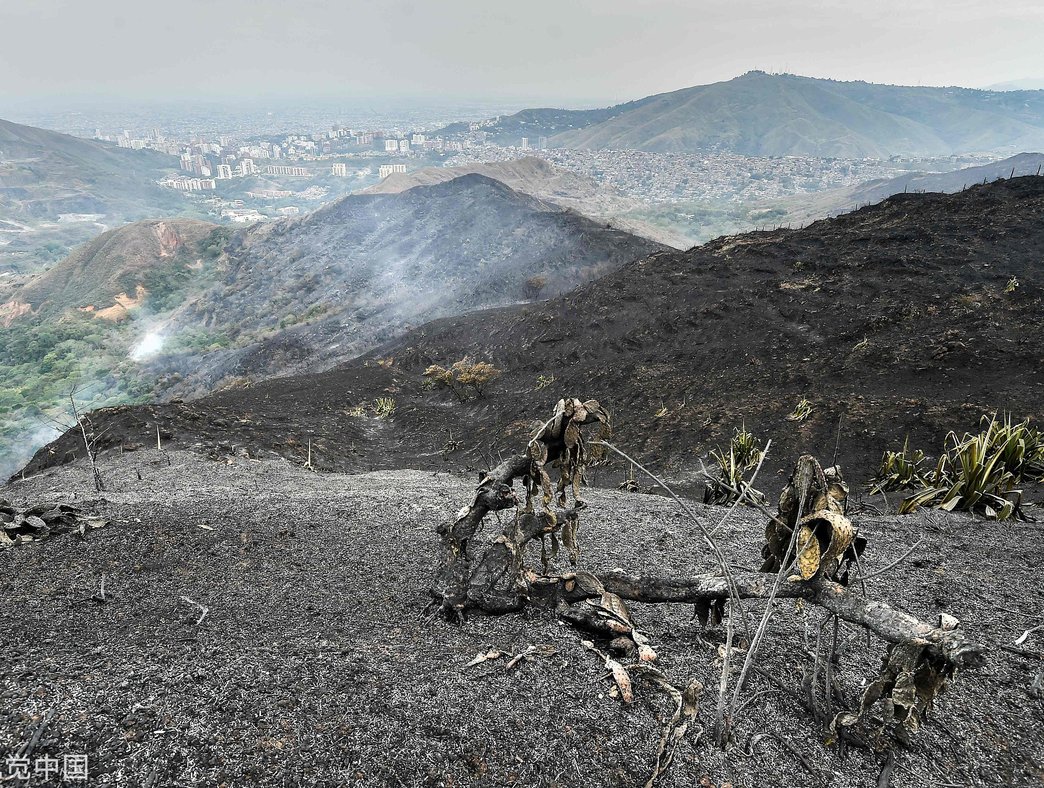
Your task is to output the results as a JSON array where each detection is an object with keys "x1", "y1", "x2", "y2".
[{"x1": 897, "y1": 415, "x2": 1044, "y2": 520}]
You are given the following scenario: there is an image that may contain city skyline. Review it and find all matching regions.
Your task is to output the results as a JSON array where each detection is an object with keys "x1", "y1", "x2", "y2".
[{"x1": 1, "y1": 0, "x2": 1043, "y2": 108}]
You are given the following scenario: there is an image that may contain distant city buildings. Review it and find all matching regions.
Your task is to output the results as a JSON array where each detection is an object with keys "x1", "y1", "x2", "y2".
[
  {"x1": 265, "y1": 165, "x2": 308, "y2": 176},
  {"x1": 520, "y1": 137, "x2": 530, "y2": 151},
  {"x1": 331, "y1": 163, "x2": 347, "y2": 176},
  {"x1": 220, "y1": 208, "x2": 266, "y2": 224},
  {"x1": 378, "y1": 164, "x2": 407, "y2": 179},
  {"x1": 216, "y1": 164, "x2": 233, "y2": 179},
  {"x1": 159, "y1": 176, "x2": 216, "y2": 191}
]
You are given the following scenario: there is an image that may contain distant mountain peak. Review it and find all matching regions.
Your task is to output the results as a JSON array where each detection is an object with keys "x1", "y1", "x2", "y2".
[{"x1": 548, "y1": 74, "x2": 1044, "y2": 157}]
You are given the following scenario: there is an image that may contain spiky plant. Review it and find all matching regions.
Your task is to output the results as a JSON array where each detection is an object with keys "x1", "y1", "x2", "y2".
[
  {"x1": 898, "y1": 415, "x2": 1044, "y2": 520},
  {"x1": 786, "y1": 398, "x2": 813, "y2": 422},
  {"x1": 373, "y1": 397, "x2": 396, "y2": 419},
  {"x1": 869, "y1": 436, "x2": 927, "y2": 494},
  {"x1": 703, "y1": 425, "x2": 767, "y2": 506}
]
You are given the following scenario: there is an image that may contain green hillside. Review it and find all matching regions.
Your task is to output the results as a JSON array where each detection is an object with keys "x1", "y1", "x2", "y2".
[
  {"x1": 0, "y1": 118, "x2": 189, "y2": 270},
  {"x1": 551, "y1": 72, "x2": 1044, "y2": 157}
]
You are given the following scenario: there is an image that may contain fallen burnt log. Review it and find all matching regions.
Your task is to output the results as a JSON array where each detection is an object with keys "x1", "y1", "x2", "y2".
[
  {"x1": 592, "y1": 570, "x2": 983, "y2": 668},
  {"x1": 431, "y1": 398, "x2": 986, "y2": 759}
]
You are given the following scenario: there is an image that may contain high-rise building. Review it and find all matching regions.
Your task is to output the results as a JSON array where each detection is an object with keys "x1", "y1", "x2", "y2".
[
  {"x1": 384, "y1": 139, "x2": 399, "y2": 152},
  {"x1": 264, "y1": 165, "x2": 308, "y2": 176},
  {"x1": 216, "y1": 164, "x2": 233, "y2": 179},
  {"x1": 331, "y1": 163, "x2": 348, "y2": 176},
  {"x1": 378, "y1": 164, "x2": 407, "y2": 179},
  {"x1": 520, "y1": 137, "x2": 530, "y2": 150}
]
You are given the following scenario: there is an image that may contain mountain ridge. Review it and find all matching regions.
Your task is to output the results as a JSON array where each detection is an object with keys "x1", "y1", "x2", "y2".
[
  {"x1": 152, "y1": 173, "x2": 664, "y2": 395},
  {"x1": 547, "y1": 72, "x2": 1044, "y2": 157},
  {"x1": 0, "y1": 117, "x2": 180, "y2": 220},
  {"x1": 360, "y1": 157, "x2": 686, "y2": 247}
]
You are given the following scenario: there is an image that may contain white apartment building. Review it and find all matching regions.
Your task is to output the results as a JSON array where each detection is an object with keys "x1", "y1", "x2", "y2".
[{"x1": 378, "y1": 164, "x2": 407, "y2": 179}]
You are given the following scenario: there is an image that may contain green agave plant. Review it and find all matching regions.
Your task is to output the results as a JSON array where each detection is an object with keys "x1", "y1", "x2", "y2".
[
  {"x1": 703, "y1": 425, "x2": 767, "y2": 506},
  {"x1": 896, "y1": 415, "x2": 1044, "y2": 520},
  {"x1": 869, "y1": 436, "x2": 928, "y2": 494}
]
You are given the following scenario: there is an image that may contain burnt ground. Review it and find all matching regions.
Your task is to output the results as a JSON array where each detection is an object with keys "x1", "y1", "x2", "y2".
[
  {"x1": 19, "y1": 177, "x2": 1044, "y2": 494},
  {"x1": 2, "y1": 450, "x2": 1043, "y2": 787}
]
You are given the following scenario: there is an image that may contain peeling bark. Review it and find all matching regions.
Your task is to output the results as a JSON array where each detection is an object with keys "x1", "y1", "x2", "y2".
[{"x1": 595, "y1": 570, "x2": 985, "y2": 668}]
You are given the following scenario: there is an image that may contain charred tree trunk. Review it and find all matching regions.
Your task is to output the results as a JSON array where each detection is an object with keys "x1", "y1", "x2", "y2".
[
  {"x1": 593, "y1": 570, "x2": 984, "y2": 668},
  {"x1": 432, "y1": 452, "x2": 529, "y2": 616},
  {"x1": 431, "y1": 398, "x2": 609, "y2": 616}
]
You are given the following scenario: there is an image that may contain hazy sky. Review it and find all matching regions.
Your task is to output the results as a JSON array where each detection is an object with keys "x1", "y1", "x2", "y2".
[{"x1": 1, "y1": 0, "x2": 1042, "y2": 106}]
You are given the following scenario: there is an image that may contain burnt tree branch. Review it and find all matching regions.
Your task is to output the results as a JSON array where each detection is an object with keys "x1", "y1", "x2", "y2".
[{"x1": 595, "y1": 570, "x2": 985, "y2": 668}]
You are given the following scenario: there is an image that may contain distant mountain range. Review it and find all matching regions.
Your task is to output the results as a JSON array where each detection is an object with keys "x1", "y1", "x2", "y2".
[
  {"x1": 0, "y1": 117, "x2": 185, "y2": 269},
  {"x1": 985, "y1": 79, "x2": 1044, "y2": 92},
  {"x1": 483, "y1": 72, "x2": 1044, "y2": 158}
]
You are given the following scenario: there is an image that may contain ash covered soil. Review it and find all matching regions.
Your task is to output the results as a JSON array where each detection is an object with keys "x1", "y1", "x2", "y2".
[{"x1": 3, "y1": 450, "x2": 1043, "y2": 787}]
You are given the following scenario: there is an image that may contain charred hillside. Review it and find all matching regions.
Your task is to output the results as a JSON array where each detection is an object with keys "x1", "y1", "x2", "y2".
[
  {"x1": 152, "y1": 173, "x2": 664, "y2": 397},
  {"x1": 21, "y1": 177, "x2": 1044, "y2": 486}
]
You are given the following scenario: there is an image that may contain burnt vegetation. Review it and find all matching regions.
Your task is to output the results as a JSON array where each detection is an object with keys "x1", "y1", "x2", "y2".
[
  {"x1": 431, "y1": 399, "x2": 985, "y2": 781},
  {"x1": 21, "y1": 176, "x2": 1044, "y2": 490}
]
